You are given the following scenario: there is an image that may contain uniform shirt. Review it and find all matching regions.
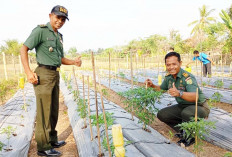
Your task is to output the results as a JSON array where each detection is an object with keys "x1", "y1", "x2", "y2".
[
  {"x1": 192, "y1": 52, "x2": 210, "y2": 65},
  {"x1": 160, "y1": 68, "x2": 205, "y2": 105},
  {"x1": 24, "y1": 22, "x2": 64, "y2": 66}
]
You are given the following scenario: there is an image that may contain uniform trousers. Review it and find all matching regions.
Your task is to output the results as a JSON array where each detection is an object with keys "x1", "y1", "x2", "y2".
[
  {"x1": 34, "y1": 66, "x2": 60, "y2": 151},
  {"x1": 157, "y1": 102, "x2": 210, "y2": 132}
]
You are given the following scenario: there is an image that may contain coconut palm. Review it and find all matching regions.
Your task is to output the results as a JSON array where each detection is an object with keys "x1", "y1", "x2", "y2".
[
  {"x1": 188, "y1": 5, "x2": 216, "y2": 36},
  {"x1": 220, "y1": 10, "x2": 232, "y2": 34}
]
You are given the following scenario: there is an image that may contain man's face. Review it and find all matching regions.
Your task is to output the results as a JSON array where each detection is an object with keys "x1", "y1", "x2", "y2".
[
  {"x1": 194, "y1": 53, "x2": 199, "y2": 57},
  {"x1": 165, "y1": 56, "x2": 182, "y2": 76},
  {"x1": 49, "y1": 13, "x2": 66, "y2": 32}
]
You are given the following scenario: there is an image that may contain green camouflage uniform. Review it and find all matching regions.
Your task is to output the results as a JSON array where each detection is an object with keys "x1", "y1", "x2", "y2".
[
  {"x1": 24, "y1": 22, "x2": 64, "y2": 151},
  {"x1": 157, "y1": 68, "x2": 210, "y2": 131}
]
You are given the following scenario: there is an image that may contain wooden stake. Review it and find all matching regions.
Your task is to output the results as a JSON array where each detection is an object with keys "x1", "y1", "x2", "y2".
[
  {"x1": 195, "y1": 88, "x2": 198, "y2": 157},
  {"x1": 72, "y1": 66, "x2": 79, "y2": 97},
  {"x1": 12, "y1": 54, "x2": 16, "y2": 75},
  {"x1": 19, "y1": 55, "x2": 23, "y2": 74},
  {"x1": 87, "y1": 76, "x2": 93, "y2": 141},
  {"x1": 109, "y1": 52, "x2": 111, "y2": 90},
  {"x1": 97, "y1": 70, "x2": 112, "y2": 157},
  {"x1": 82, "y1": 75, "x2": 87, "y2": 127},
  {"x1": 2, "y1": 52, "x2": 8, "y2": 80},
  {"x1": 91, "y1": 51, "x2": 102, "y2": 155},
  {"x1": 130, "y1": 51, "x2": 134, "y2": 121}
]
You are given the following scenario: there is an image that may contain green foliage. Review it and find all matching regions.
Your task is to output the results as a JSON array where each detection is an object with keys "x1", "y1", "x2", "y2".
[
  {"x1": 176, "y1": 118, "x2": 216, "y2": 153},
  {"x1": 224, "y1": 152, "x2": 232, "y2": 157},
  {"x1": 76, "y1": 98, "x2": 88, "y2": 119},
  {"x1": 0, "y1": 126, "x2": 16, "y2": 149},
  {"x1": 90, "y1": 112, "x2": 115, "y2": 128},
  {"x1": 229, "y1": 85, "x2": 232, "y2": 90},
  {"x1": 212, "y1": 92, "x2": 223, "y2": 102},
  {"x1": 72, "y1": 90, "x2": 79, "y2": 101},
  {"x1": 118, "y1": 72, "x2": 126, "y2": 79},
  {"x1": 102, "y1": 134, "x2": 115, "y2": 156},
  {"x1": 0, "y1": 141, "x2": 5, "y2": 151},
  {"x1": 0, "y1": 39, "x2": 22, "y2": 55},
  {"x1": 119, "y1": 87, "x2": 162, "y2": 129},
  {"x1": 214, "y1": 79, "x2": 224, "y2": 88},
  {"x1": 91, "y1": 112, "x2": 115, "y2": 155},
  {"x1": 202, "y1": 81, "x2": 207, "y2": 87},
  {"x1": 101, "y1": 88, "x2": 108, "y2": 96},
  {"x1": 168, "y1": 130, "x2": 174, "y2": 140},
  {"x1": 0, "y1": 79, "x2": 18, "y2": 103}
]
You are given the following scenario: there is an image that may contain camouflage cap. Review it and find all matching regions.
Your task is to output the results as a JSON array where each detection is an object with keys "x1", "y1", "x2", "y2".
[{"x1": 51, "y1": 5, "x2": 69, "y2": 20}]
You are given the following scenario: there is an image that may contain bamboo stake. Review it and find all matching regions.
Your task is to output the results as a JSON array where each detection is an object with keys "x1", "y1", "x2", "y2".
[
  {"x1": 109, "y1": 52, "x2": 111, "y2": 90},
  {"x1": 19, "y1": 55, "x2": 23, "y2": 74},
  {"x1": 200, "y1": 54, "x2": 203, "y2": 91},
  {"x1": 2, "y1": 52, "x2": 8, "y2": 80},
  {"x1": 87, "y1": 76, "x2": 93, "y2": 141},
  {"x1": 82, "y1": 75, "x2": 87, "y2": 128},
  {"x1": 195, "y1": 88, "x2": 199, "y2": 157},
  {"x1": 130, "y1": 51, "x2": 134, "y2": 121},
  {"x1": 12, "y1": 54, "x2": 16, "y2": 75},
  {"x1": 72, "y1": 66, "x2": 79, "y2": 97},
  {"x1": 97, "y1": 70, "x2": 112, "y2": 157},
  {"x1": 91, "y1": 51, "x2": 102, "y2": 155}
]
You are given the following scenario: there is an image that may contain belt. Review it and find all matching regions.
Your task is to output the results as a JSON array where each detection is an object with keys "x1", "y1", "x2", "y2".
[{"x1": 38, "y1": 64, "x2": 60, "y2": 71}]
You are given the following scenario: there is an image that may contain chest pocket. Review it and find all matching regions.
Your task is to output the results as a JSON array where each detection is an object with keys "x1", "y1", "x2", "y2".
[{"x1": 46, "y1": 40, "x2": 56, "y2": 48}]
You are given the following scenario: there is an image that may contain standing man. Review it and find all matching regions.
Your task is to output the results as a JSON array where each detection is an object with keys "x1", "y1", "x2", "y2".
[
  {"x1": 20, "y1": 5, "x2": 81, "y2": 156},
  {"x1": 187, "y1": 50, "x2": 214, "y2": 77},
  {"x1": 145, "y1": 52, "x2": 210, "y2": 146}
]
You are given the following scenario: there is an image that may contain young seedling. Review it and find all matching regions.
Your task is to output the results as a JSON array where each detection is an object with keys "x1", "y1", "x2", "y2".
[
  {"x1": 214, "y1": 79, "x2": 224, "y2": 89},
  {"x1": 90, "y1": 112, "x2": 115, "y2": 156},
  {"x1": 76, "y1": 98, "x2": 88, "y2": 128},
  {"x1": 168, "y1": 130, "x2": 174, "y2": 141},
  {"x1": 176, "y1": 118, "x2": 216, "y2": 154},
  {"x1": 0, "y1": 126, "x2": 16, "y2": 151}
]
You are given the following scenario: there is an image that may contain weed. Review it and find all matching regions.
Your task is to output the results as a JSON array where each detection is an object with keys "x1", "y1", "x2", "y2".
[
  {"x1": 168, "y1": 130, "x2": 174, "y2": 140},
  {"x1": 101, "y1": 89, "x2": 108, "y2": 96},
  {"x1": 229, "y1": 85, "x2": 232, "y2": 90},
  {"x1": 224, "y1": 152, "x2": 232, "y2": 157}
]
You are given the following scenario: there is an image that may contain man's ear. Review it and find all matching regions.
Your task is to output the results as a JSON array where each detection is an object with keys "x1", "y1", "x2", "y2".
[{"x1": 180, "y1": 61, "x2": 182, "y2": 66}]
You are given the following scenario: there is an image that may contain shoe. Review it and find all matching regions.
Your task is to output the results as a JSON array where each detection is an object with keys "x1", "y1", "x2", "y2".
[
  {"x1": 175, "y1": 130, "x2": 184, "y2": 139},
  {"x1": 51, "y1": 141, "x2": 66, "y2": 148},
  {"x1": 37, "y1": 148, "x2": 62, "y2": 156},
  {"x1": 177, "y1": 137, "x2": 195, "y2": 147}
]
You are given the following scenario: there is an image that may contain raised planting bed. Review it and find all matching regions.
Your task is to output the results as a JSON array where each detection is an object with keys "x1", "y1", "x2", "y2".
[{"x1": 0, "y1": 83, "x2": 36, "y2": 157}]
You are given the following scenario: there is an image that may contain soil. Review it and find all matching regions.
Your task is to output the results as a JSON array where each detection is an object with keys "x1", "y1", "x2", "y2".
[
  {"x1": 99, "y1": 81, "x2": 231, "y2": 157},
  {"x1": 28, "y1": 92, "x2": 79, "y2": 157}
]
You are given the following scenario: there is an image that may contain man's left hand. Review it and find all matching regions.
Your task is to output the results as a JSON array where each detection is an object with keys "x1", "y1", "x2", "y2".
[
  {"x1": 74, "y1": 56, "x2": 82, "y2": 67},
  {"x1": 168, "y1": 83, "x2": 180, "y2": 97}
]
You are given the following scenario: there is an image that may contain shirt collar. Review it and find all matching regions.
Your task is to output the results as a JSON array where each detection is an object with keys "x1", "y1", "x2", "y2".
[
  {"x1": 47, "y1": 22, "x2": 59, "y2": 35},
  {"x1": 176, "y1": 68, "x2": 183, "y2": 78}
]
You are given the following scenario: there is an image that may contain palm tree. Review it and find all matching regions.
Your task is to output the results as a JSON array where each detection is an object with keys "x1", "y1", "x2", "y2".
[
  {"x1": 220, "y1": 10, "x2": 232, "y2": 34},
  {"x1": 188, "y1": 5, "x2": 216, "y2": 37}
]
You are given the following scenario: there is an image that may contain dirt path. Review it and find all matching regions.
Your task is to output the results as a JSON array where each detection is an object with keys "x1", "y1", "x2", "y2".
[{"x1": 28, "y1": 92, "x2": 78, "y2": 157}]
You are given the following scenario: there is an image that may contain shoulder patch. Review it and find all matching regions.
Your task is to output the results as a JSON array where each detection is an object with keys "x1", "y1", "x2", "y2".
[
  {"x1": 182, "y1": 72, "x2": 189, "y2": 78},
  {"x1": 39, "y1": 24, "x2": 47, "y2": 28},
  {"x1": 186, "y1": 78, "x2": 193, "y2": 84}
]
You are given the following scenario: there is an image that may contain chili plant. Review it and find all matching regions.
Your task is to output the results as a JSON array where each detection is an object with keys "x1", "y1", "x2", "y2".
[
  {"x1": 72, "y1": 90, "x2": 79, "y2": 101},
  {"x1": 212, "y1": 92, "x2": 223, "y2": 102},
  {"x1": 119, "y1": 87, "x2": 162, "y2": 131},
  {"x1": 229, "y1": 85, "x2": 232, "y2": 90},
  {"x1": 0, "y1": 126, "x2": 16, "y2": 151},
  {"x1": 176, "y1": 118, "x2": 216, "y2": 154},
  {"x1": 90, "y1": 112, "x2": 115, "y2": 156},
  {"x1": 214, "y1": 79, "x2": 224, "y2": 88},
  {"x1": 118, "y1": 72, "x2": 125, "y2": 79},
  {"x1": 76, "y1": 98, "x2": 88, "y2": 128}
]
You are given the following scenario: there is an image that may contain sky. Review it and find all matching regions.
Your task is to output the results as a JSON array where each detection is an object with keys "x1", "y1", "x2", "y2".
[{"x1": 1, "y1": 0, "x2": 231, "y2": 52}]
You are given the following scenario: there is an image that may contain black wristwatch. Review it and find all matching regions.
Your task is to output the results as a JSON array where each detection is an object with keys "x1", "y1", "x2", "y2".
[{"x1": 178, "y1": 90, "x2": 184, "y2": 97}]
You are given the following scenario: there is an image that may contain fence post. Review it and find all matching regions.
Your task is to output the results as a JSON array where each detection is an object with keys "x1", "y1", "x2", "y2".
[
  {"x1": 3, "y1": 52, "x2": 8, "y2": 80},
  {"x1": 19, "y1": 55, "x2": 23, "y2": 74}
]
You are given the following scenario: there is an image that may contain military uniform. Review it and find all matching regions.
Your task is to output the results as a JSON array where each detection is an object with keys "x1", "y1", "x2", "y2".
[
  {"x1": 24, "y1": 22, "x2": 64, "y2": 151},
  {"x1": 157, "y1": 68, "x2": 210, "y2": 131}
]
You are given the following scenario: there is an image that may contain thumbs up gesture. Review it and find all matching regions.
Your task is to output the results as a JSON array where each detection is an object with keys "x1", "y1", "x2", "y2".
[
  {"x1": 168, "y1": 83, "x2": 180, "y2": 97},
  {"x1": 74, "y1": 56, "x2": 82, "y2": 67}
]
